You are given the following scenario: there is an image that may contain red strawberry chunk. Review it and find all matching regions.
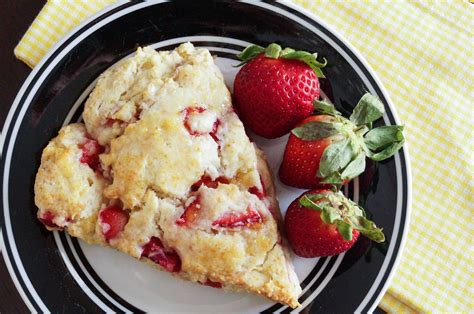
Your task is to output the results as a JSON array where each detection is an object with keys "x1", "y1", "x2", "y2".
[
  {"x1": 79, "y1": 139, "x2": 105, "y2": 171},
  {"x1": 177, "y1": 196, "x2": 201, "y2": 226},
  {"x1": 248, "y1": 175, "x2": 266, "y2": 200},
  {"x1": 38, "y1": 211, "x2": 68, "y2": 229},
  {"x1": 141, "y1": 237, "x2": 181, "y2": 273},
  {"x1": 191, "y1": 174, "x2": 230, "y2": 191},
  {"x1": 99, "y1": 205, "x2": 129, "y2": 242},
  {"x1": 105, "y1": 118, "x2": 120, "y2": 127},
  {"x1": 201, "y1": 279, "x2": 222, "y2": 288},
  {"x1": 210, "y1": 119, "x2": 221, "y2": 144},
  {"x1": 248, "y1": 186, "x2": 265, "y2": 200},
  {"x1": 183, "y1": 107, "x2": 220, "y2": 140},
  {"x1": 183, "y1": 106, "x2": 206, "y2": 136},
  {"x1": 38, "y1": 211, "x2": 58, "y2": 228},
  {"x1": 212, "y1": 208, "x2": 263, "y2": 228},
  {"x1": 134, "y1": 107, "x2": 142, "y2": 121}
]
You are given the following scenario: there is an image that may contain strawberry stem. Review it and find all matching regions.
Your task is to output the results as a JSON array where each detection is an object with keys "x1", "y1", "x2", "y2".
[
  {"x1": 354, "y1": 125, "x2": 369, "y2": 136},
  {"x1": 299, "y1": 93, "x2": 405, "y2": 183},
  {"x1": 300, "y1": 191, "x2": 385, "y2": 243}
]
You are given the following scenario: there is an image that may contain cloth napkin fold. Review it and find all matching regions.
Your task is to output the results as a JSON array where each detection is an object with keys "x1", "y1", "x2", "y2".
[{"x1": 14, "y1": 0, "x2": 473, "y2": 312}]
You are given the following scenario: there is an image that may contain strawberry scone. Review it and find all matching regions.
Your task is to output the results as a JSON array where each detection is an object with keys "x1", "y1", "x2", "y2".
[{"x1": 34, "y1": 43, "x2": 301, "y2": 308}]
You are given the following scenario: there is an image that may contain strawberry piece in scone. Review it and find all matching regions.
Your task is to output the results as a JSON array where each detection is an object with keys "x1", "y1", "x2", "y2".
[
  {"x1": 201, "y1": 279, "x2": 222, "y2": 288},
  {"x1": 141, "y1": 237, "x2": 181, "y2": 273},
  {"x1": 182, "y1": 106, "x2": 219, "y2": 137},
  {"x1": 248, "y1": 175, "x2": 266, "y2": 200},
  {"x1": 99, "y1": 205, "x2": 129, "y2": 242},
  {"x1": 38, "y1": 211, "x2": 69, "y2": 229},
  {"x1": 79, "y1": 138, "x2": 105, "y2": 171},
  {"x1": 212, "y1": 207, "x2": 263, "y2": 228},
  {"x1": 191, "y1": 174, "x2": 230, "y2": 191},
  {"x1": 176, "y1": 196, "x2": 201, "y2": 226}
]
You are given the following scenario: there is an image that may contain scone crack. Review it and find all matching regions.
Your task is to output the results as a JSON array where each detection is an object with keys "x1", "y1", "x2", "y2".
[{"x1": 251, "y1": 238, "x2": 278, "y2": 270}]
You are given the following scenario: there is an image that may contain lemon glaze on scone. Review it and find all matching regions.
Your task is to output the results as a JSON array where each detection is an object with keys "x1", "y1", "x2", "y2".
[{"x1": 34, "y1": 43, "x2": 301, "y2": 308}]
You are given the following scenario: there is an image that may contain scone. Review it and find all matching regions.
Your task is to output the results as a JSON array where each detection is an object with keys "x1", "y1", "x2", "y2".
[{"x1": 34, "y1": 43, "x2": 301, "y2": 308}]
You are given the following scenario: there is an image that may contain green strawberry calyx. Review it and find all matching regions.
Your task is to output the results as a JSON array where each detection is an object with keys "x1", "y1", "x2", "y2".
[
  {"x1": 236, "y1": 43, "x2": 327, "y2": 78},
  {"x1": 291, "y1": 93, "x2": 405, "y2": 184},
  {"x1": 299, "y1": 190, "x2": 385, "y2": 242}
]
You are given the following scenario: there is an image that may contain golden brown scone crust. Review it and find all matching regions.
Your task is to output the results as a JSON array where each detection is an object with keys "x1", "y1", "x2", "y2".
[
  {"x1": 34, "y1": 43, "x2": 301, "y2": 308},
  {"x1": 34, "y1": 123, "x2": 107, "y2": 244}
]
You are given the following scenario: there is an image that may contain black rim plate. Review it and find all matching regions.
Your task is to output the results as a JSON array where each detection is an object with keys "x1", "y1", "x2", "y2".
[{"x1": 0, "y1": 1, "x2": 411, "y2": 313}]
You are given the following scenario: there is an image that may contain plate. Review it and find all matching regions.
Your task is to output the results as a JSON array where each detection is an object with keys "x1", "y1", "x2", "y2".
[{"x1": 0, "y1": 1, "x2": 411, "y2": 313}]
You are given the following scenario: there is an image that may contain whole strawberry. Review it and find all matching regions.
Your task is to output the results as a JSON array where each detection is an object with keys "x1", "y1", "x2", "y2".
[
  {"x1": 279, "y1": 93, "x2": 405, "y2": 188},
  {"x1": 285, "y1": 189, "x2": 384, "y2": 257},
  {"x1": 234, "y1": 43, "x2": 327, "y2": 138}
]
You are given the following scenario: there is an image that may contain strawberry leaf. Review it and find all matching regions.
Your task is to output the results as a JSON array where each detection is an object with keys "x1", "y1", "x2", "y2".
[
  {"x1": 320, "y1": 172, "x2": 344, "y2": 184},
  {"x1": 300, "y1": 195, "x2": 322, "y2": 210},
  {"x1": 348, "y1": 215, "x2": 385, "y2": 243},
  {"x1": 340, "y1": 152, "x2": 366, "y2": 180},
  {"x1": 321, "y1": 206, "x2": 341, "y2": 224},
  {"x1": 319, "y1": 208, "x2": 332, "y2": 225},
  {"x1": 364, "y1": 125, "x2": 405, "y2": 162},
  {"x1": 313, "y1": 99, "x2": 341, "y2": 115},
  {"x1": 337, "y1": 220, "x2": 353, "y2": 241},
  {"x1": 354, "y1": 125, "x2": 370, "y2": 137},
  {"x1": 236, "y1": 44, "x2": 265, "y2": 65},
  {"x1": 350, "y1": 93, "x2": 385, "y2": 126},
  {"x1": 299, "y1": 190, "x2": 385, "y2": 243},
  {"x1": 299, "y1": 194, "x2": 330, "y2": 211},
  {"x1": 312, "y1": 67, "x2": 326, "y2": 79},
  {"x1": 367, "y1": 140, "x2": 405, "y2": 161},
  {"x1": 364, "y1": 125, "x2": 404, "y2": 150},
  {"x1": 264, "y1": 43, "x2": 282, "y2": 58},
  {"x1": 281, "y1": 51, "x2": 327, "y2": 78},
  {"x1": 317, "y1": 138, "x2": 353, "y2": 178},
  {"x1": 280, "y1": 47, "x2": 295, "y2": 55},
  {"x1": 292, "y1": 121, "x2": 341, "y2": 141},
  {"x1": 281, "y1": 51, "x2": 327, "y2": 67}
]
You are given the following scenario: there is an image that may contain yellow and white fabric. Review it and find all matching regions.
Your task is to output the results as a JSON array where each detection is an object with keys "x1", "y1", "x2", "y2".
[{"x1": 14, "y1": 1, "x2": 473, "y2": 312}]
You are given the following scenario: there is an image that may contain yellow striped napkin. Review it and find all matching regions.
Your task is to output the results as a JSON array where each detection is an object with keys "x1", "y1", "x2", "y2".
[{"x1": 14, "y1": 1, "x2": 474, "y2": 312}]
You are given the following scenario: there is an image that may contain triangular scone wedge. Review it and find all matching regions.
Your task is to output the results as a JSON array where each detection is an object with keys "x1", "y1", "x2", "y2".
[{"x1": 34, "y1": 43, "x2": 301, "y2": 308}]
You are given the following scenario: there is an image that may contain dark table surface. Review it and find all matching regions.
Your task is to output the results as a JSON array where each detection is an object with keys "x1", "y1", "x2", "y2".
[
  {"x1": 0, "y1": 1, "x2": 46, "y2": 313},
  {"x1": 0, "y1": 1, "x2": 388, "y2": 313}
]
